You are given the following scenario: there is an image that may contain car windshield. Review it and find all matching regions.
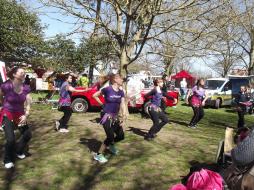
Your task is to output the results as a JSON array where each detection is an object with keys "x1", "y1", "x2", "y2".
[{"x1": 206, "y1": 80, "x2": 225, "y2": 90}]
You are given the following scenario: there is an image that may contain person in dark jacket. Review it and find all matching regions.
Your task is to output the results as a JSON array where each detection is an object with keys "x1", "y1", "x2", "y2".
[
  {"x1": 235, "y1": 86, "x2": 250, "y2": 128},
  {"x1": 144, "y1": 78, "x2": 177, "y2": 141},
  {"x1": 161, "y1": 74, "x2": 170, "y2": 112}
]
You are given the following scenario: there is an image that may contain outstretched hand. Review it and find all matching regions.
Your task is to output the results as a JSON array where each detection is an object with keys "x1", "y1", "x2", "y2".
[{"x1": 19, "y1": 115, "x2": 27, "y2": 126}]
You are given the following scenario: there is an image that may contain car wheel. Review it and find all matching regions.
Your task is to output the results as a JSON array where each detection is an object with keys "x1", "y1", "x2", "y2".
[
  {"x1": 215, "y1": 98, "x2": 221, "y2": 109},
  {"x1": 72, "y1": 98, "x2": 89, "y2": 113}
]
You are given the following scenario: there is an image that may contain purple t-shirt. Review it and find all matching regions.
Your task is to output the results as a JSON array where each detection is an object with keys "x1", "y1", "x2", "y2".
[
  {"x1": 101, "y1": 86, "x2": 124, "y2": 114},
  {"x1": 151, "y1": 90, "x2": 163, "y2": 107},
  {"x1": 192, "y1": 86, "x2": 205, "y2": 99},
  {"x1": 59, "y1": 81, "x2": 71, "y2": 106},
  {"x1": 0, "y1": 80, "x2": 31, "y2": 112}
]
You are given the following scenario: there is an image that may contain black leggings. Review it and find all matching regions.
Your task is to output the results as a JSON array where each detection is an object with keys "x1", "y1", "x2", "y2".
[
  {"x1": 190, "y1": 106, "x2": 204, "y2": 126},
  {"x1": 59, "y1": 106, "x2": 72, "y2": 129},
  {"x1": 148, "y1": 108, "x2": 169, "y2": 137},
  {"x1": 102, "y1": 117, "x2": 124, "y2": 146},
  {"x1": 3, "y1": 116, "x2": 32, "y2": 163},
  {"x1": 237, "y1": 109, "x2": 245, "y2": 128}
]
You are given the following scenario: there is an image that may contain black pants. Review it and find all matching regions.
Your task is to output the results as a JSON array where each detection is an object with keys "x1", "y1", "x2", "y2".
[
  {"x1": 3, "y1": 117, "x2": 32, "y2": 163},
  {"x1": 190, "y1": 106, "x2": 204, "y2": 126},
  {"x1": 102, "y1": 117, "x2": 124, "y2": 146},
  {"x1": 160, "y1": 99, "x2": 167, "y2": 113},
  {"x1": 237, "y1": 109, "x2": 245, "y2": 128},
  {"x1": 59, "y1": 106, "x2": 72, "y2": 129},
  {"x1": 148, "y1": 107, "x2": 169, "y2": 137}
]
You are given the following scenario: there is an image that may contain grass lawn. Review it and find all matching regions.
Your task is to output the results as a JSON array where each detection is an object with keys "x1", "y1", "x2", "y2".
[{"x1": 0, "y1": 102, "x2": 253, "y2": 190}]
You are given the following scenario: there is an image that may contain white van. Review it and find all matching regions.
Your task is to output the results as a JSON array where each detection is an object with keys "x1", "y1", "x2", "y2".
[{"x1": 205, "y1": 78, "x2": 232, "y2": 108}]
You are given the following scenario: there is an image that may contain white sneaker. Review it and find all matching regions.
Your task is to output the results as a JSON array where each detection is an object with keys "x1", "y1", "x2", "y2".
[
  {"x1": 55, "y1": 121, "x2": 60, "y2": 131},
  {"x1": 4, "y1": 162, "x2": 14, "y2": 169},
  {"x1": 59, "y1": 128, "x2": 69, "y2": 133},
  {"x1": 0, "y1": 127, "x2": 3, "y2": 132},
  {"x1": 17, "y1": 154, "x2": 26, "y2": 159}
]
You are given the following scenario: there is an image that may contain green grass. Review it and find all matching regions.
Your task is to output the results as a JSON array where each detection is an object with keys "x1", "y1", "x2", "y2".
[
  {"x1": 0, "y1": 102, "x2": 253, "y2": 190},
  {"x1": 31, "y1": 91, "x2": 59, "y2": 101}
]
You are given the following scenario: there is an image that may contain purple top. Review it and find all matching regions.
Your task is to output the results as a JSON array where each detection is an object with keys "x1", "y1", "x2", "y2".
[
  {"x1": 151, "y1": 90, "x2": 163, "y2": 107},
  {"x1": 144, "y1": 88, "x2": 174, "y2": 107},
  {"x1": 59, "y1": 81, "x2": 71, "y2": 106},
  {"x1": 192, "y1": 86, "x2": 205, "y2": 99},
  {"x1": 101, "y1": 86, "x2": 124, "y2": 114},
  {"x1": 0, "y1": 80, "x2": 31, "y2": 112}
]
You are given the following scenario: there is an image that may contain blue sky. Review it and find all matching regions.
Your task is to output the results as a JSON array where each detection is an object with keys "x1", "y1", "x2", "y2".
[{"x1": 21, "y1": 0, "x2": 82, "y2": 42}]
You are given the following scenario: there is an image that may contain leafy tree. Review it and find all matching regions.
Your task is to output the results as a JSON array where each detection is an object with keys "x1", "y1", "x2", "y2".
[
  {"x1": 0, "y1": 0, "x2": 44, "y2": 64},
  {"x1": 77, "y1": 36, "x2": 117, "y2": 77},
  {"x1": 46, "y1": 35, "x2": 78, "y2": 72}
]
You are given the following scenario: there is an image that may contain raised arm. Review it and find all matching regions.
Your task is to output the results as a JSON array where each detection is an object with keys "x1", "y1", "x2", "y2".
[
  {"x1": 144, "y1": 89, "x2": 156, "y2": 99},
  {"x1": 67, "y1": 85, "x2": 88, "y2": 93}
]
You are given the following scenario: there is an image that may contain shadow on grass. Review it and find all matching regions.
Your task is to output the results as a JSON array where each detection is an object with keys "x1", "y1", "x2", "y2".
[
  {"x1": 127, "y1": 127, "x2": 148, "y2": 137},
  {"x1": 79, "y1": 138, "x2": 102, "y2": 152},
  {"x1": 208, "y1": 120, "x2": 233, "y2": 128},
  {"x1": 170, "y1": 119, "x2": 189, "y2": 126},
  {"x1": 71, "y1": 142, "x2": 171, "y2": 190},
  {"x1": 3, "y1": 167, "x2": 16, "y2": 190}
]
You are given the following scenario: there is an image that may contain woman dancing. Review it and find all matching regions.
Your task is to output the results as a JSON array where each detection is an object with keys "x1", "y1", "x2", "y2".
[
  {"x1": 55, "y1": 74, "x2": 87, "y2": 133},
  {"x1": 0, "y1": 67, "x2": 32, "y2": 169},
  {"x1": 144, "y1": 78, "x2": 177, "y2": 141},
  {"x1": 92, "y1": 74, "x2": 125, "y2": 163},
  {"x1": 188, "y1": 78, "x2": 208, "y2": 129}
]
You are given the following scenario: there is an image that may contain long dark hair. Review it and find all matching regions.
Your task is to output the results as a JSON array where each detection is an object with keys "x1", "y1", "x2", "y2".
[
  {"x1": 196, "y1": 78, "x2": 205, "y2": 90},
  {"x1": 64, "y1": 74, "x2": 71, "y2": 81},
  {"x1": 8, "y1": 67, "x2": 22, "y2": 80}
]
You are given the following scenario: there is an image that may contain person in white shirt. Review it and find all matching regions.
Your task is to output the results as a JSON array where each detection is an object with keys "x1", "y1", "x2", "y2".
[{"x1": 180, "y1": 78, "x2": 188, "y2": 100}]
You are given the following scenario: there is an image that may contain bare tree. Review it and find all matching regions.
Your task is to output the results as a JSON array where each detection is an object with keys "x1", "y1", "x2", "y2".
[
  {"x1": 39, "y1": 0, "x2": 221, "y2": 77},
  {"x1": 227, "y1": 0, "x2": 254, "y2": 74}
]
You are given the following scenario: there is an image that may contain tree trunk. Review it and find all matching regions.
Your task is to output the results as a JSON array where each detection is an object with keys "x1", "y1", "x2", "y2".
[
  {"x1": 249, "y1": 48, "x2": 254, "y2": 75},
  {"x1": 248, "y1": 30, "x2": 254, "y2": 75},
  {"x1": 119, "y1": 47, "x2": 130, "y2": 122},
  {"x1": 88, "y1": 64, "x2": 94, "y2": 85},
  {"x1": 89, "y1": 0, "x2": 101, "y2": 85},
  {"x1": 119, "y1": 48, "x2": 128, "y2": 77}
]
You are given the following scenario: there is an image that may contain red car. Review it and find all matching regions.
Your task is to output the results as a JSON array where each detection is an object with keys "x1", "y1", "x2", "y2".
[{"x1": 71, "y1": 83, "x2": 179, "y2": 113}]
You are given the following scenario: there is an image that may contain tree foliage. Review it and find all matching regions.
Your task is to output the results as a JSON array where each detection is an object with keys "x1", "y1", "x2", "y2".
[
  {"x1": 78, "y1": 36, "x2": 117, "y2": 74},
  {"x1": 0, "y1": 0, "x2": 44, "y2": 64}
]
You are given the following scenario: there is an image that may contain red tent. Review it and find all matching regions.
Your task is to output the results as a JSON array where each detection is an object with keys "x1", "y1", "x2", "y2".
[{"x1": 171, "y1": 70, "x2": 196, "y2": 87}]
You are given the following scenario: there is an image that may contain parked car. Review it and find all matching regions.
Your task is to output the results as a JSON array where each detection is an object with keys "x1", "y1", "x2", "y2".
[{"x1": 71, "y1": 83, "x2": 179, "y2": 113}]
